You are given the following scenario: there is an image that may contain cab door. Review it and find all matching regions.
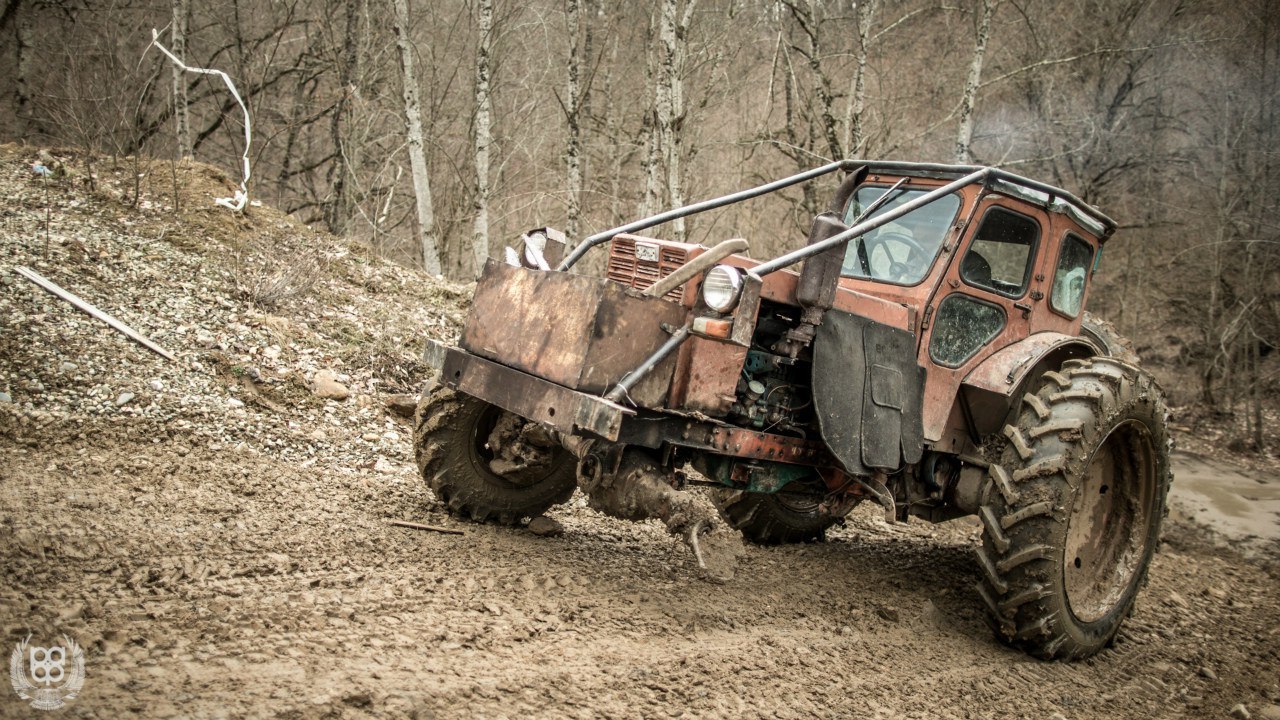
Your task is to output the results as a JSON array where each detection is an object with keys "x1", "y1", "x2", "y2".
[{"x1": 917, "y1": 197, "x2": 1048, "y2": 444}]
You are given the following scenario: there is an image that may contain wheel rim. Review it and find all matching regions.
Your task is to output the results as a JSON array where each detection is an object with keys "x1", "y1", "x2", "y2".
[
  {"x1": 773, "y1": 492, "x2": 822, "y2": 514},
  {"x1": 1063, "y1": 419, "x2": 1157, "y2": 623},
  {"x1": 468, "y1": 405, "x2": 561, "y2": 489}
]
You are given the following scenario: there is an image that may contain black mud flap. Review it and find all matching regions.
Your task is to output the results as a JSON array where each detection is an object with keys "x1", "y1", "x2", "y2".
[{"x1": 812, "y1": 310, "x2": 925, "y2": 474}]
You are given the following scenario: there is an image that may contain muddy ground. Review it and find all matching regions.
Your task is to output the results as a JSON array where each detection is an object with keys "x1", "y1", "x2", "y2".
[
  {"x1": 1, "y1": 146, "x2": 1278, "y2": 718},
  {"x1": 1, "y1": 413, "x2": 1277, "y2": 719}
]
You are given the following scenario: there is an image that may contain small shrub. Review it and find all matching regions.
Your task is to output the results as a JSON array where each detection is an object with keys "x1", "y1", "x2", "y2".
[{"x1": 231, "y1": 242, "x2": 322, "y2": 310}]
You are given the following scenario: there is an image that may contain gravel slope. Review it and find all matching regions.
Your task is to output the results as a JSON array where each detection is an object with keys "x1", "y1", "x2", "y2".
[{"x1": 1, "y1": 146, "x2": 1278, "y2": 719}]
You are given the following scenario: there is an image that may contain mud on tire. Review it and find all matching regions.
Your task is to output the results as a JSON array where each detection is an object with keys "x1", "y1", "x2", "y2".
[
  {"x1": 975, "y1": 357, "x2": 1172, "y2": 660},
  {"x1": 711, "y1": 488, "x2": 837, "y2": 545},
  {"x1": 414, "y1": 387, "x2": 576, "y2": 525}
]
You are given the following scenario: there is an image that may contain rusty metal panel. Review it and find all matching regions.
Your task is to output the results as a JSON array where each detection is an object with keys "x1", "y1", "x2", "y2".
[
  {"x1": 461, "y1": 260, "x2": 687, "y2": 408},
  {"x1": 669, "y1": 337, "x2": 747, "y2": 416},
  {"x1": 700, "y1": 426, "x2": 830, "y2": 465},
  {"x1": 441, "y1": 348, "x2": 631, "y2": 441}
]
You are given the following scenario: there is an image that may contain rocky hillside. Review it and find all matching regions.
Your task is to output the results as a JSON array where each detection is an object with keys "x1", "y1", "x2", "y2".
[{"x1": 0, "y1": 144, "x2": 469, "y2": 470}]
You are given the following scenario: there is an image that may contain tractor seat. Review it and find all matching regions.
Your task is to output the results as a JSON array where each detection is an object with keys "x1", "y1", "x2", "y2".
[{"x1": 961, "y1": 250, "x2": 993, "y2": 288}]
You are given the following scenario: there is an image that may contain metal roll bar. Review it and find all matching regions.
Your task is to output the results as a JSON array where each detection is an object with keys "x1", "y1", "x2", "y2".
[
  {"x1": 750, "y1": 168, "x2": 992, "y2": 277},
  {"x1": 557, "y1": 160, "x2": 857, "y2": 271}
]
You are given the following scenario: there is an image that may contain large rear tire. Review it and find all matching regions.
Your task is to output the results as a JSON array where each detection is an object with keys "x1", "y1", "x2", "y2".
[
  {"x1": 975, "y1": 357, "x2": 1172, "y2": 659},
  {"x1": 414, "y1": 387, "x2": 576, "y2": 525},
  {"x1": 1081, "y1": 311, "x2": 1140, "y2": 365},
  {"x1": 711, "y1": 487, "x2": 838, "y2": 545}
]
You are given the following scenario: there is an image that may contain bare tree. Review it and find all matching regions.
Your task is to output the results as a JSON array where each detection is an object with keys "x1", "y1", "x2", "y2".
[
  {"x1": 954, "y1": 0, "x2": 997, "y2": 164},
  {"x1": 472, "y1": 0, "x2": 494, "y2": 274},
  {"x1": 847, "y1": 0, "x2": 878, "y2": 157},
  {"x1": 326, "y1": 0, "x2": 363, "y2": 235},
  {"x1": 656, "y1": 0, "x2": 695, "y2": 239},
  {"x1": 170, "y1": 0, "x2": 191, "y2": 158},
  {"x1": 391, "y1": 0, "x2": 442, "y2": 275},
  {"x1": 564, "y1": 0, "x2": 584, "y2": 238}
]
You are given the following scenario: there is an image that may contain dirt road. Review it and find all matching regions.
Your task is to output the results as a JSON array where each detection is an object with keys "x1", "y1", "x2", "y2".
[{"x1": 1, "y1": 413, "x2": 1277, "y2": 719}]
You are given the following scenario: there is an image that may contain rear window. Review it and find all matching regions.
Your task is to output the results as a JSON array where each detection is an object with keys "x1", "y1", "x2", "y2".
[
  {"x1": 841, "y1": 187, "x2": 961, "y2": 286},
  {"x1": 1051, "y1": 234, "x2": 1094, "y2": 317}
]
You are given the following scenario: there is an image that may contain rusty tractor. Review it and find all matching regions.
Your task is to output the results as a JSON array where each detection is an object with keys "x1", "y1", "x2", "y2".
[{"x1": 414, "y1": 160, "x2": 1172, "y2": 660}]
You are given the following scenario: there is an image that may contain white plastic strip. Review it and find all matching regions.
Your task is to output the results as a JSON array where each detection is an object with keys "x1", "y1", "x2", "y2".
[{"x1": 149, "y1": 29, "x2": 251, "y2": 211}]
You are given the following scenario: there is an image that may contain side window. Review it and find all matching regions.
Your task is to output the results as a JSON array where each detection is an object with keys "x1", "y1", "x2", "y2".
[
  {"x1": 960, "y1": 207, "x2": 1039, "y2": 298},
  {"x1": 1051, "y1": 234, "x2": 1094, "y2": 318},
  {"x1": 929, "y1": 294, "x2": 1007, "y2": 368}
]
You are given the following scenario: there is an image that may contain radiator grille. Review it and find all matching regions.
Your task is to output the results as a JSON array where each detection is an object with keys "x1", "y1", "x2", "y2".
[{"x1": 606, "y1": 237, "x2": 690, "y2": 302}]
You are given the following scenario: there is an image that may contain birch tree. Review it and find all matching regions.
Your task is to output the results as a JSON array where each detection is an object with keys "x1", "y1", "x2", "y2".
[
  {"x1": 564, "y1": 0, "x2": 584, "y2": 238},
  {"x1": 954, "y1": 0, "x2": 997, "y2": 164},
  {"x1": 656, "y1": 0, "x2": 695, "y2": 239},
  {"x1": 170, "y1": 0, "x2": 191, "y2": 158},
  {"x1": 847, "y1": 0, "x2": 879, "y2": 157},
  {"x1": 472, "y1": 0, "x2": 494, "y2": 274},
  {"x1": 641, "y1": 10, "x2": 662, "y2": 217},
  {"x1": 390, "y1": 0, "x2": 442, "y2": 275}
]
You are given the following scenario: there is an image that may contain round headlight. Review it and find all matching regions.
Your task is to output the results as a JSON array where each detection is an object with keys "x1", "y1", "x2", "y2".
[{"x1": 701, "y1": 265, "x2": 743, "y2": 314}]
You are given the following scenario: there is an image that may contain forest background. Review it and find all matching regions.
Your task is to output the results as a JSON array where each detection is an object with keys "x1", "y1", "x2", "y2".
[{"x1": 0, "y1": 0, "x2": 1275, "y2": 454}]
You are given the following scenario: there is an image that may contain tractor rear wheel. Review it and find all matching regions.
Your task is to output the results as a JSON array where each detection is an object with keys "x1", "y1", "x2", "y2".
[
  {"x1": 414, "y1": 387, "x2": 576, "y2": 525},
  {"x1": 1081, "y1": 311, "x2": 1140, "y2": 365},
  {"x1": 975, "y1": 357, "x2": 1172, "y2": 659},
  {"x1": 711, "y1": 487, "x2": 838, "y2": 545}
]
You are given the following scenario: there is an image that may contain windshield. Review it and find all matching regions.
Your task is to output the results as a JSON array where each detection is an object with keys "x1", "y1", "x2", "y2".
[{"x1": 841, "y1": 186, "x2": 962, "y2": 285}]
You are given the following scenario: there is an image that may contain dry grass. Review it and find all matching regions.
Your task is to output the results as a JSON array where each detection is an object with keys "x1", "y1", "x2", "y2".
[{"x1": 230, "y1": 241, "x2": 324, "y2": 310}]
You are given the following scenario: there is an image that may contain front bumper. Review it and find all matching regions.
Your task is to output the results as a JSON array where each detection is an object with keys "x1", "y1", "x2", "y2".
[{"x1": 425, "y1": 340, "x2": 633, "y2": 441}]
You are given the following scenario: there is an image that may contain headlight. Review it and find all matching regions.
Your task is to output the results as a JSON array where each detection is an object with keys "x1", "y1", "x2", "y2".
[{"x1": 701, "y1": 265, "x2": 743, "y2": 313}]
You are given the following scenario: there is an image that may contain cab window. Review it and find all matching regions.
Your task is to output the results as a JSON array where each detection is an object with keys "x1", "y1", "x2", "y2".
[
  {"x1": 960, "y1": 207, "x2": 1039, "y2": 298},
  {"x1": 1051, "y1": 234, "x2": 1094, "y2": 317},
  {"x1": 841, "y1": 186, "x2": 961, "y2": 286},
  {"x1": 929, "y1": 294, "x2": 1006, "y2": 367}
]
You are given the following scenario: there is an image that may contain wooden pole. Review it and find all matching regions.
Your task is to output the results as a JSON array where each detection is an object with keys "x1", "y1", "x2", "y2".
[{"x1": 14, "y1": 266, "x2": 176, "y2": 361}]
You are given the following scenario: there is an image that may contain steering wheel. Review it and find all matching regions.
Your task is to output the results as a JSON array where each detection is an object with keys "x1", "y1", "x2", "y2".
[{"x1": 861, "y1": 231, "x2": 929, "y2": 282}]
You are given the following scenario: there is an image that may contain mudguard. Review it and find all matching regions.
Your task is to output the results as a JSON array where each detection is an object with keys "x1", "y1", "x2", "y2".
[
  {"x1": 963, "y1": 332, "x2": 1099, "y2": 396},
  {"x1": 812, "y1": 309, "x2": 926, "y2": 474},
  {"x1": 960, "y1": 332, "x2": 1099, "y2": 437}
]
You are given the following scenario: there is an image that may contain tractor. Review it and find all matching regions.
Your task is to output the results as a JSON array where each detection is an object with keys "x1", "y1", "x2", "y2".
[{"x1": 413, "y1": 160, "x2": 1172, "y2": 660}]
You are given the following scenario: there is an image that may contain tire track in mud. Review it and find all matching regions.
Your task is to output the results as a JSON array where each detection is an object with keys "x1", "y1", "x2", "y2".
[{"x1": 2, "y1": 432, "x2": 1278, "y2": 718}]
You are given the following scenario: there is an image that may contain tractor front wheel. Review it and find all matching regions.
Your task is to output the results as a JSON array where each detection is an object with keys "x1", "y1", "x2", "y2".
[
  {"x1": 975, "y1": 357, "x2": 1172, "y2": 660},
  {"x1": 711, "y1": 487, "x2": 838, "y2": 545},
  {"x1": 414, "y1": 387, "x2": 577, "y2": 525}
]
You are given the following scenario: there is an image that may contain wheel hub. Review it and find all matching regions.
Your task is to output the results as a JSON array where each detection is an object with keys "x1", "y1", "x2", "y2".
[
  {"x1": 472, "y1": 406, "x2": 560, "y2": 487},
  {"x1": 1063, "y1": 420, "x2": 1156, "y2": 623}
]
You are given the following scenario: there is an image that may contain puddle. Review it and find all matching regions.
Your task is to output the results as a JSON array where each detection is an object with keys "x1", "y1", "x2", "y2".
[{"x1": 1169, "y1": 451, "x2": 1280, "y2": 547}]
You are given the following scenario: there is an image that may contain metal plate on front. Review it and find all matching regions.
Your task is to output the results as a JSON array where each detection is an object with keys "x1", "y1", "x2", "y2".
[
  {"x1": 635, "y1": 243, "x2": 660, "y2": 262},
  {"x1": 441, "y1": 349, "x2": 630, "y2": 441},
  {"x1": 461, "y1": 260, "x2": 686, "y2": 407}
]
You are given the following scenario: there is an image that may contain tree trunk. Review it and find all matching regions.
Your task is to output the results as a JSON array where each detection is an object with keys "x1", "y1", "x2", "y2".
[
  {"x1": 658, "y1": 0, "x2": 693, "y2": 240},
  {"x1": 803, "y1": 0, "x2": 842, "y2": 160},
  {"x1": 641, "y1": 10, "x2": 661, "y2": 217},
  {"x1": 472, "y1": 0, "x2": 494, "y2": 275},
  {"x1": 847, "y1": 0, "x2": 878, "y2": 157},
  {"x1": 604, "y1": 34, "x2": 623, "y2": 225},
  {"x1": 390, "y1": 0, "x2": 442, "y2": 275},
  {"x1": 327, "y1": 0, "x2": 361, "y2": 235},
  {"x1": 171, "y1": 0, "x2": 192, "y2": 158},
  {"x1": 954, "y1": 0, "x2": 996, "y2": 164},
  {"x1": 13, "y1": 4, "x2": 32, "y2": 138},
  {"x1": 565, "y1": 0, "x2": 583, "y2": 238}
]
